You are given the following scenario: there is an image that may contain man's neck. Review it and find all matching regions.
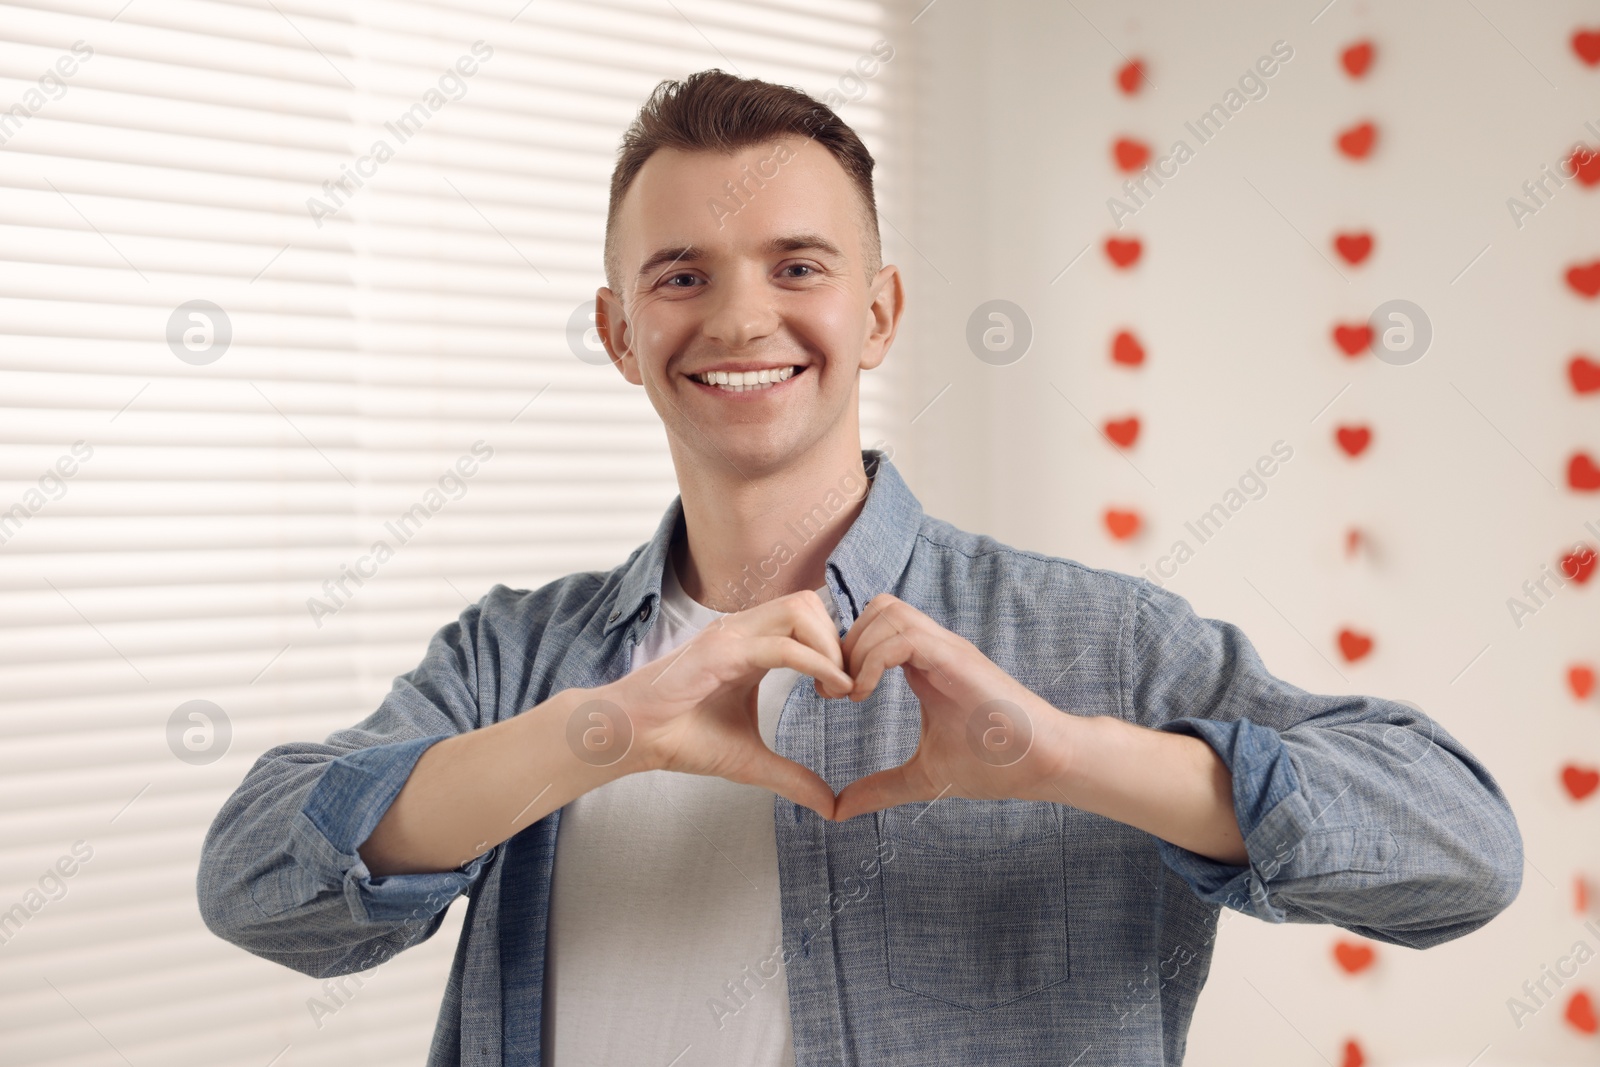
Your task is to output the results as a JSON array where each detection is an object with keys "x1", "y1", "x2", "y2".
[{"x1": 670, "y1": 440, "x2": 872, "y2": 615}]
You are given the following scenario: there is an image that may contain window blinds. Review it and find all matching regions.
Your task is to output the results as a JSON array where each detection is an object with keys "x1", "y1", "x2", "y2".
[{"x1": 0, "y1": 0, "x2": 906, "y2": 1062}]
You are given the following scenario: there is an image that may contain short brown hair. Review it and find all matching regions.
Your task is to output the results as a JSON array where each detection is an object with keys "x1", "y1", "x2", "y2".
[{"x1": 604, "y1": 69, "x2": 881, "y2": 295}]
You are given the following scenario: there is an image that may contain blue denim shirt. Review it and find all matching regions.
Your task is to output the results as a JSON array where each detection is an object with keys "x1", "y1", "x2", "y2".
[{"x1": 197, "y1": 449, "x2": 1522, "y2": 1066}]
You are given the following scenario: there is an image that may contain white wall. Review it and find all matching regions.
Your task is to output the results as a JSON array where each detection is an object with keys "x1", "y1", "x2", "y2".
[{"x1": 900, "y1": 0, "x2": 1600, "y2": 1063}]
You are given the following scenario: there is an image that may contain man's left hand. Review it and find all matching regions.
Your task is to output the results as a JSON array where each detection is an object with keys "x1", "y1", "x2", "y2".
[{"x1": 832, "y1": 593, "x2": 1075, "y2": 821}]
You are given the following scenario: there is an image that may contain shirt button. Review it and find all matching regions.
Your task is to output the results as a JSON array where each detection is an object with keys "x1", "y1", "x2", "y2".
[
  {"x1": 638, "y1": 604, "x2": 649, "y2": 620},
  {"x1": 607, "y1": 610, "x2": 619, "y2": 622}
]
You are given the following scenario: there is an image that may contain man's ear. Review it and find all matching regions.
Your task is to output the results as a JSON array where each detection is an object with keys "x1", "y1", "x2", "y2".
[
  {"x1": 594, "y1": 287, "x2": 641, "y2": 385},
  {"x1": 858, "y1": 263, "x2": 904, "y2": 373}
]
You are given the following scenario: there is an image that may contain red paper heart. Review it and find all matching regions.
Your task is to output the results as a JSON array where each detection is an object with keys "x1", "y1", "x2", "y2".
[
  {"x1": 1104, "y1": 508, "x2": 1141, "y2": 540},
  {"x1": 1572, "y1": 355, "x2": 1600, "y2": 394},
  {"x1": 1117, "y1": 58, "x2": 1146, "y2": 95},
  {"x1": 1345, "y1": 527, "x2": 1364, "y2": 558},
  {"x1": 1567, "y1": 261, "x2": 1600, "y2": 298},
  {"x1": 1336, "y1": 121, "x2": 1377, "y2": 160},
  {"x1": 1105, "y1": 416, "x2": 1140, "y2": 447},
  {"x1": 1565, "y1": 764, "x2": 1600, "y2": 800},
  {"x1": 1569, "y1": 989, "x2": 1600, "y2": 1033},
  {"x1": 1571, "y1": 664, "x2": 1597, "y2": 700},
  {"x1": 1337, "y1": 628, "x2": 1373, "y2": 663},
  {"x1": 1114, "y1": 137, "x2": 1151, "y2": 172},
  {"x1": 1574, "y1": 29, "x2": 1600, "y2": 67},
  {"x1": 1560, "y1": 544, "x2": 1598, "y2": 584},
  {"x1": 1570, "y1": 146, "x2": 1600, "y2": 187},
  {"x1": 1579, "y1": 874, "x2": 1590, "y2": 914},
  {"x1": 1341, "y1": 1038, "x2": 1366, "y2": 1067},
  {"x1": 1105, "y1": 237, "x2": 1143, "y2": 268},
  {"x1": 1570, "y1": 453, "x2": 1600, "y2": 491},
  {"x1": 1111, "y1": 330, "x2": 1146, "y2": 367},
  {"x1": 1332, "y1": 323, "x2": 1373, "y2": 357},
  {"x1": 1333, "y1": 939, "x2": 1375, "y2": 974},
  {"x1": 1340, "y1": 40, "x2": 1374, "y2": 79},
  {"x1": 1333, "y1": 231, "x2": 1374, "y2": 265},
  {"x1": 1335, "y1": 424, "x2": 1371, "y2": 457}
]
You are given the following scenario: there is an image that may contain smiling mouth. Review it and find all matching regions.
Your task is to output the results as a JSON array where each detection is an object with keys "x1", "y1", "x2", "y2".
[{"x1": 688, "y1": 365, "x2": 804, "y2": 392}]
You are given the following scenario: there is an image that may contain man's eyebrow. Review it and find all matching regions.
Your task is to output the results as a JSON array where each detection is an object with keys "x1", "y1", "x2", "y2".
[
  {"x1": 635, "y1": 232, "x2": 846, "y2": 281},
  {"x1": 764, "y1": 232, "x2": 846, "y2": 259},
  {"x1": 635, "y1": 245, "x2": 701, "y2": 281}
]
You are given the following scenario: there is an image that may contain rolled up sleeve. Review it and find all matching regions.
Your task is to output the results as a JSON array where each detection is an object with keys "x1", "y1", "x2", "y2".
[
  {"x1": 198, "y1": 595, "x2": 504, "y2": 978},
  {"x1": 1126, "y1": 580, "x2": 1523, "y2": 949},
  {"x1": 295, "y1": 734, "x2": 499, "y2": 924}
]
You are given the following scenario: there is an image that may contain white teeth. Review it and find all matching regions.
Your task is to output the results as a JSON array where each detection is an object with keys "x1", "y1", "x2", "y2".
[{"x1": 694, "y1": 366, "x2": 798, "y2": 390}]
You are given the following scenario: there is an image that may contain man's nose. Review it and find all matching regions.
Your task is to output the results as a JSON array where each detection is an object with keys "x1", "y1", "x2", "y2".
[{"x1": 700, "y1": 266, "x2": 778, "y2": 348}]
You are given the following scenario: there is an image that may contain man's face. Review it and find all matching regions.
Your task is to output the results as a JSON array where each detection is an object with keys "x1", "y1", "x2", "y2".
[{"x1": 597, "y1": 140, "x2": 902, "y2": 477}]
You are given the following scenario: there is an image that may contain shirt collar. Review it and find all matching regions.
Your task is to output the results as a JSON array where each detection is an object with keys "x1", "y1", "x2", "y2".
[{"x1": 604, "y1": 448, "x2": 924, "y2": 638}]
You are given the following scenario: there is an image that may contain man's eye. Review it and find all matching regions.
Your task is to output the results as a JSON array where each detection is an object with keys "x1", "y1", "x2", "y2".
[
  {"x1": 663, "y1": 273, "x2": 699, "y2": 288},
  {"x1": 783, "y1": 264, "x2": 815, "y2": 278}
]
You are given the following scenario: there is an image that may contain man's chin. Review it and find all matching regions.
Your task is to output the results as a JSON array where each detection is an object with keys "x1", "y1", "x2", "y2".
[
  {"x1": 718, "y1": 434, "x2": 801, "y2": 472},
  {"x1": 689, "y1": 426, "x2": 816, "y2": 478}
]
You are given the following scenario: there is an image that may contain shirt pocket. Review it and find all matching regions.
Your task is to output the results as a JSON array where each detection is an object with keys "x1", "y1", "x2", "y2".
[{"x1": 875, "y1": 797, "x2": 1069, "y2": 1011}]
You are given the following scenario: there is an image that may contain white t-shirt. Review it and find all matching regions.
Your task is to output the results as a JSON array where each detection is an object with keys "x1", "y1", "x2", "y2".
[{"x1": 542, "y1": 555, "x2": 832, "y2": 1066}]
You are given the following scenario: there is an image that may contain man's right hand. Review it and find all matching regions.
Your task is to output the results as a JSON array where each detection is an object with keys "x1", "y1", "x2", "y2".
[
  {"x1": 359, "y1": 590, "x2": 852, "y2": 877},
  {"x1": 593, "y1": 589, "x2": 852, "y2": 820}
]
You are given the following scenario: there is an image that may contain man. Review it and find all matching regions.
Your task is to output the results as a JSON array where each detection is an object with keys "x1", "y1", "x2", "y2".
[{"x1": 198, "y1": 70, "x2": 1523, "y2": 1066}]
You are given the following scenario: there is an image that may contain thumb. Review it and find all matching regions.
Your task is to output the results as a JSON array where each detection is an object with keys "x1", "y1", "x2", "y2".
[
  {"x1": 723, "y1": 744, "x2": 838, "y2": 822},
  {"x1": 833, "y1": 761, "x2": 937, "y2": 822}
]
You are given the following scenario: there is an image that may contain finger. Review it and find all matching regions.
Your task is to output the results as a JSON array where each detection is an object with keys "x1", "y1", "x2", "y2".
[
  {"x1": 832, "y1": 761, "x2": 939, "y2": 822},
  {"x1": 840, "y1": 593, "x2": 900, "y2": 662},
  {"x1": 736, "y1": 635, "x2": 854, "y2": 697},
  {"x1": 742, "y1": 591, "x2": 846, "y2": 673},
  {"x1": 841, "y1": 598, "x2": 908, "y2": 681},
  {"x1": 842, "y1": 595, "x2": 935, "y2": 681},
  {"x1": 722, "y1": 745, "x2": 838, "y2": 821},
  {"x1": 847, "y1": 629, "x2": 920, "y2": 702},
  {"x1": 792, "y1": 590, "x2": 847, "y2": 671},
  {"x1": 847, "y1": 606, "x2": 949, "y2": 700}
]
